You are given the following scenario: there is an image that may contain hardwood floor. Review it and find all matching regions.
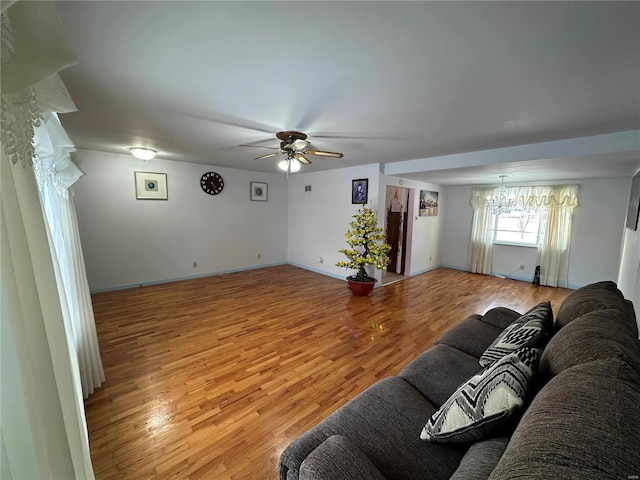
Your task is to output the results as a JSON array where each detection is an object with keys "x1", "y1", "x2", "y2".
[{"x1": 86, "y1": 266, "x2": 571, "y2": 479}]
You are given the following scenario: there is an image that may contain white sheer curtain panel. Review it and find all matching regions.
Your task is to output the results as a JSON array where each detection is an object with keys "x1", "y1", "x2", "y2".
[
  {"x1": 469, "y1": 188, "x2": 496, "y2": 274},
  {"x1": 537, "y1": 185, "x2": 579, "y2": 287},
  {"x1": 34, "y1": 113, "x2": 105, "y2": 397},
  {"x1": 1, "y1": 1, "x2": 96, "y2": 478}
]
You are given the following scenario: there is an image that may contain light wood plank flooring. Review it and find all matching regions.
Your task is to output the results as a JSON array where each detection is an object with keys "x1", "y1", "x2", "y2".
[{"x1": 86, "y1": 266, "x2": 571, "y2": 479}]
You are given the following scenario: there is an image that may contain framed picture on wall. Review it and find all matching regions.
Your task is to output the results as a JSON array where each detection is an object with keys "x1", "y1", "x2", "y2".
[
  {"x1": 419, "y1": 190, "x2": 439, "y2": 216},
  {"x1": 626, "y1": 172, "x2": 640, "y2": 230},
  {"x1": 135, "y1": 171, "x2": 167, "y2": 200},
  {"x1": 352, "y1": 178, "x2": 368, "y2": 204},
  {"x1": 250, "y1": 182, "x2": 268, "y2": 201}
]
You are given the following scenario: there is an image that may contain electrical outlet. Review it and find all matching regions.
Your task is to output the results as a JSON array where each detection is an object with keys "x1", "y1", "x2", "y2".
[
  {"x1": 519, "y1": 264, "x2": 525, "y2": 270},
  {"x1": 318, "y1": 257, "x2": 324, "y2": 264}
]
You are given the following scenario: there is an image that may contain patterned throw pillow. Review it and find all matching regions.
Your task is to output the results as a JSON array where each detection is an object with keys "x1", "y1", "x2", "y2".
[
  {"x1": 421, "y1": 347, "x2": 541, "y2": 443},
  {"x1": 479, "y1": 301, "x2": 552, "y2": 368}
]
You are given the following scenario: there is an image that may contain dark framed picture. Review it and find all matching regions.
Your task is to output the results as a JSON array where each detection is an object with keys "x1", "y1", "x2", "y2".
[
  {"x1": 419, "y1": 190, "x2": 439, "y2": 216},
  {"x1": 352, "y1": 178, "x2": 368, "y2": 204},
  {"x1": 626, "y1": 172, "x2": 640, "y2": 230},
  {"x1": 250, "y1": 181, "x2": 268, "y2": 201}
]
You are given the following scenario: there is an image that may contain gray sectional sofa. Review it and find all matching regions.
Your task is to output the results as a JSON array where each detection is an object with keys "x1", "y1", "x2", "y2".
[{"x1": 279, "y1": 281, "x2": 640, "y2": 480}]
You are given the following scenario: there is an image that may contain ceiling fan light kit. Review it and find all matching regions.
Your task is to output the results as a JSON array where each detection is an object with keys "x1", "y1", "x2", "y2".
[
  {"x1": 241, "y1": 131, "x2": 344, "y2": 173},
  {"x1": 129, "y1": 147, "x2": 156, "y2": 161},
  {"x1": 278, "y1": 158, "x2": 302, "y2": 173}
]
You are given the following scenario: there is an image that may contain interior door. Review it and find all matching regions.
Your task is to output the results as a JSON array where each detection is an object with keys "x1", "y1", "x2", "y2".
[{"x1": 386, "y1": 210, "x2": 401, "y2": 273}]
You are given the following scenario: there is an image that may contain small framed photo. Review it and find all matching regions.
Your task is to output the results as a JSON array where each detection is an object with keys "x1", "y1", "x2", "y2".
[
  {"x1": 251, "y1": 181, "x2": 268, "y2": 201},
  {"x1": 135, "y1": 171, "x2": 167, "y2": 200},
  {"x1": 419, "y1": 190, "x2": 439, "y2": 216},
  {"x1": 352, "y1": 178, "x2": 368, "y2": 204}
]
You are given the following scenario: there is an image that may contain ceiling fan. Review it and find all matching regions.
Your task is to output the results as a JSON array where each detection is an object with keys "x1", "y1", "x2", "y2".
[{"x1": 240, "y1": 131, "x2": 343, "y2": 172}]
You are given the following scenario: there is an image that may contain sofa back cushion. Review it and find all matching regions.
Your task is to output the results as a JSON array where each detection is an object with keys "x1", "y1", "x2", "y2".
[
  {"x1": 555, "y1": 281, "x2": 637, "y2": 335},
  {"x1": 299, "y1": 435, "x2": 386, "y2": 480},
  {"x1": 449, "y1": 437, "x2": 509, "y2": 480},
  {"x1": 488, "y1": 359, "x2": 640, "y2": 480},
  {"x1": 540, "y1": 310, "x2": 640, "y2": 379},
  {"x1": 479, "y1": 301, "x2": 552, "y2": 368}
]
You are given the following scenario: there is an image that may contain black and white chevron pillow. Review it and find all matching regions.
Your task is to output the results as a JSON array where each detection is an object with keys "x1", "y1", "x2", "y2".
[
  {"x1": 421, "y1": 347, "x2": 541, "y2": 443},
  {"x1": 479, "y1": 301, "x2": 552, "y2": 368}
]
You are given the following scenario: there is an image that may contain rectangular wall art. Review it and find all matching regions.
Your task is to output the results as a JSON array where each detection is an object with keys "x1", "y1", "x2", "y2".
[
  {"x1": 251, "y1": 182, "x2": 268, "y2": 201},
  {"x1": 352, "y1": 178, "x2": 368, "y2": 204},
  {"x1": 419, "y1": 190, "x2": 438, "y2": 216},
  {"x1": 135, "y1": 171, "x2": 168, "y2": 200}
]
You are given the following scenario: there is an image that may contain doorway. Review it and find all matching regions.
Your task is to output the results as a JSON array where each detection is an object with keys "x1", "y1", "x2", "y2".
[{"x1": 384, "y1": 186, "x2": 413, "y2": 284}]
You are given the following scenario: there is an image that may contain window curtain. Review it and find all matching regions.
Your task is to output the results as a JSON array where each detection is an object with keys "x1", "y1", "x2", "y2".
[
  {"x1": 469, "y1": 184, "x2": 578, "y2": 285},
  {"x1": 34, "y1": 113, "x2": 105, "y2": 398},
  {"x1": 469, "y1": 187, "x2": 496, "y2": 274},
  {"x1": 535, "y1": 185, "x2": 579, "y2": 287},
  {"x1": 1, "y1": 1, "x2": 96, "y2": 478}
]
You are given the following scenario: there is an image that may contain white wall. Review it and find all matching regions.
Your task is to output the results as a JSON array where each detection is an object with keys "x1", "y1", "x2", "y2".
[
  {"x1": 287, "y1": 164, "x2": 382, "y2": 280},
  {"x1": 617, "y1": 170, "x2": 640, "y2": 334},
  {"x1": 286, "y1": 167, "x2": 445, "y2": 282},
  {"x1": 74, "y1": 149, "x2": 635, "y2": 296},
  {"x1": 569, "y1": 178, "x2": 629, "y2": 286},
  {"x1": 440, "y1": 178, "x2": 630, "y2": 288},
  {"x1": 440, "y1": 185, "x2": 474, "y2": 269},
  {"x1": 73, "y1": 150, "x2": 288, "y2": 291}
]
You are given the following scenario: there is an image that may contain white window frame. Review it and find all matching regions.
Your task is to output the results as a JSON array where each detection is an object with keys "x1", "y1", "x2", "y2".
[{"x1": 492, "y1": 207, "x2": 545, "y2": 248}]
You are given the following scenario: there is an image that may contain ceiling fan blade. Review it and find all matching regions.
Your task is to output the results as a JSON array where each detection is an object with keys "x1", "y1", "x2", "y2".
[
  {"x1": 305, "y1": 149, "x2": 344, "y2": 158},
  {"x1": 240, "y1": 144, "x2": 280, "y2": 150},
  {"x1": 255, "y1": 152, "x2": 283, "y2": 160},
  {"x1": 310, "y1": 132, "x2": 399, "y2": 140},
  {"x1": 294, "y1": 153, "x2": 312, "y2": 165}
]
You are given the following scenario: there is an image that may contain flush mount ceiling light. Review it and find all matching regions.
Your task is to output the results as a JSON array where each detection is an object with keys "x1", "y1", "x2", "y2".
[
  {"x1": 486, "y1": 175, "x2": 517, "y2": 215},
  {"x1": 129, "y1": 147, "x2": 156, "y2": 161}
]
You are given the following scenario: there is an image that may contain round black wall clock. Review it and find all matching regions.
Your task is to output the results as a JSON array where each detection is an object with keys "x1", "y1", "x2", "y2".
[{"x1": 200, "y1": 172, "x2": 224, "y2": 195}]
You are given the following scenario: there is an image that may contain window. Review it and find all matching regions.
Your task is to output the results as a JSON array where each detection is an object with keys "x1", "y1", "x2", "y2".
[{"x1": 493, "y1": 208, "x2": 545, "y2": 246}]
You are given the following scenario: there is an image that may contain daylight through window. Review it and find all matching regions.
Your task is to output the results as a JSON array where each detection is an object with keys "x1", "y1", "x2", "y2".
[{"x1": 493, "y1": 208, "x2": 545, "y2": 246}]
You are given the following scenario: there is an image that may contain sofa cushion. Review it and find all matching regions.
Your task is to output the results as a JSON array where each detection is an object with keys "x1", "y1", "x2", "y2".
[
  {"x1": 480, "y1": 307, "x2": 522, "y2": 330},
  {"x1": 540, "y1": 309, "x2": 640, "y2": 379},
  {"x1": 299, "y1": 435, "x2": 386, "y2": 480},
  {"x1": 479, "y1": 301, "x2": 552, "y2": 368},
  {"x1": 488, "y1": 359, "x2": 640, "y2": 480},
  {"x1": 435, "y1": 315, "x2": 503, "y2": 358},
  {"x1": 449, "y1": 436, "x2": 509, "y2": 480},
  {"x1": 279, "y1": 376, "x2": 466, "y2": 480},
  {"x1": 555, "y1": 281, "x2": 638, "y2": 335},
  {"x1": 399, "y1": 344, "x2": 483, "y2": 407},
  {"x1": 421, "y1": 347, "x2": 541, "y2": 443}
]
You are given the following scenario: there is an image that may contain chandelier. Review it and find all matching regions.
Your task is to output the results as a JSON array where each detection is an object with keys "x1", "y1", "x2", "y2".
[{"x1": 486, "y1": 175, "x2": 516, "y2": 214}]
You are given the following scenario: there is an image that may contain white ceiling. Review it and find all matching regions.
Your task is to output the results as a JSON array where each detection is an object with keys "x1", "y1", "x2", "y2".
[{"x1": 54, "y1": 1, "x2": 640, "y2": 186}]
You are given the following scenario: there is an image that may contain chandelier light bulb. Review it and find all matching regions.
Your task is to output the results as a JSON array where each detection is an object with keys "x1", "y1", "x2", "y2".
[{"x1": 289, "y1": 158, "x2": 302, "y2": 173}]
